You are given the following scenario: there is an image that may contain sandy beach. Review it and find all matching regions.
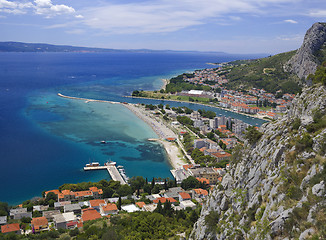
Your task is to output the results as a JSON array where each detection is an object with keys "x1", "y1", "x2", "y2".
[
  {"x1": 160, "y1": 78, "x2": 169, "y2": 90},
  {"x1": 122, "y1": 103, "x2": 187, "y2": 169}
]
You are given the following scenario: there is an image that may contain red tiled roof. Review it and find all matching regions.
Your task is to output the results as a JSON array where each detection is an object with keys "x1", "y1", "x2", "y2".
[
  {"x1": 89, "y1": 199, "x2": 105, "y2": 207},
  {"x1": 212, "y1": 151, "x2": 231, "y2": 158},
  {"x1": 74, "y1": 190, "x2": 92, "y2": 197},
  {"x1": 101, "y1": 203, "x2": 117, "y2": 212},
  {"x1": 45, "y1": 189, "x2": 60, "y2": 196},
  {"x1": 193, "y1": 188, "x2": 208, "y2": 196},
  {"x1": 153, "y1": 197, "x2": 167, "y2": 204},
  {"x1": 166, "y1": 197, "x2": 177, "y2": 203},
  {"x1": 82, "y1": 208, "x2": 102, "y2": 222},
  {"x1": 135, "y1": 202, "x2": 146, "y2": 208},
  {"x1": 183, "y1": 164, "x2": 193, "y2": 171},
  {"x1": 196, "y1": 178, "x2": 210, "y2": 185},
  {"x1": 31, "y1": 217, "x2": 48, "y2": 228},
  {"x1": 1, "y1": 223, "x2": 20, "y2": 234},
  {"x1": 179, "y1": 192, "x2": 191, "y2": 200}
]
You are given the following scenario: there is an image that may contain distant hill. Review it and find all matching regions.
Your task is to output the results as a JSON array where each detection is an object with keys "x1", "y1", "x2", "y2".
[
  {"x1": 0, "y1": 41, "x2": 227, "y2": 54},
  {"x1": 222, "y1": 22, "x2": 326, "y2": 95},
  {"x1": 224, "y1": 51, "x2": 302, "y2": 94}
]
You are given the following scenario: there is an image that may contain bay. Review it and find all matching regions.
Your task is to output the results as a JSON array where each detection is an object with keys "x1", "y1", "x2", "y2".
[{"x1": 0, "y1": 52, "x2": 264, "y2": 204}]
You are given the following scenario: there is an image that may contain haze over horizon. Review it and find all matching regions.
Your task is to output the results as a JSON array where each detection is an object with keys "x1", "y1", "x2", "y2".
[{"x1": 1, "y1": 0, "x2": 326, "y2": 54}]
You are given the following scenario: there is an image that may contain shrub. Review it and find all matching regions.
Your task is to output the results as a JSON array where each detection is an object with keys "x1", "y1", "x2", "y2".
[
  {"x1": 292, "y1": 118, "x2": 301, "y2": 130},
  {"x1": 245, "y1": 126, "x2": 263, "y2": 145},
  {"x1": 295, "y1": 133, "x2": 313, "y2": 152},
  {"x1": 205, "y1": 211, "x2": 220, "y2": 232}
]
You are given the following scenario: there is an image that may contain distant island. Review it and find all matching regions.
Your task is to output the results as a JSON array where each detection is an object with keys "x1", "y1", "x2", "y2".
[{"x1": 0, "y1": 41, "x2": 229, "y2": 54}]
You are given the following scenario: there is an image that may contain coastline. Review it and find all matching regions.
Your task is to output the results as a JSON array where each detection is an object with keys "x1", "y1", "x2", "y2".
[
  {"x1": 124, "y1": 95, "x2": 270, "y2": 122},
  {"x1": 121, "y1": 103, "x2": 186, "y2": 169},
  {"x1": 160, "y1": 78, "x2": 169, "y2": 91},
  {"x1": 57, "y1": 93, "x2": 186, "y2": 170}
]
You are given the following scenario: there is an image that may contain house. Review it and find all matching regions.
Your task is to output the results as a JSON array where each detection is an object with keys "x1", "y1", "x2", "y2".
[
  {"x1": 211, "y1": 150, "x2": 231, "y2": 161},
  {"x1": 121, "y1": 204, "x2": 140, "y2": 213},
  {"x1": 100, "y1": 203, "x2": 118, "y2": 216},
  {"x1": 179, "y1": 192, "x2": 191, "y2": 202},
  {"x1": 54, "y1": 201, "x2": 71, "y2": 210},
  {"x1": 135, "y1": 202, "x2": 146, "y2": 209},
  {"x1": 1, "y1": 223, "x2": 21, "y2": 235},
  {"x1": 142, "y1": 204, "x2": 157, "y2": 212},
  {"x1": 89, "y1": 187, "x2": 103, "y2": 199},
  {"x1": 163, "y1": 187, "x2": 184, "y2": 200},
  {"x1": 81, "y1": 208, "x2": 102, "y2": 222},
  {"x1": 31, "y1": 216, "x2": 48, "y2": 233},
  {"x1": 64, "y1": 204, "x2": 82, "y2": 215},
  {"x1": 180, "y1": 200, "x2": 196, "y2": 210},
  {"x1": 196, "y1": 178, "x2": 210, "y2": 185},
  {"x1": 10, "y1": 208, "x2": 32, "y2": 220},
  {"x1": 53, "y1": 212, "x2": 77, "y2": 230},
  {"x1": 44, "y1": 189, "x2": 60, "y2": 198},
  {"x1": 58, "y1": 190, "x2": 74, "y2": 202},
  {"x1": 189, "y1": 167, "x2": 220, "y2": 184},
  {"x1": 192, "y1": 189, "x2": 208, "y2": 198},
  {"x1": 89, "y1": 199, "x2": 106, "y2": 211},
  {"x1": 73, "y1": 190, "x2": 93, "y2": 201},
  {"x1": 33, "y1": 205, "x2": 49, "y2": 212},
  {"x1": 0, "y1": 216, "x2": 7, "y2": 225},
  {"x1": 42, "y1": 210, "x2": 61, "y2": 221}
]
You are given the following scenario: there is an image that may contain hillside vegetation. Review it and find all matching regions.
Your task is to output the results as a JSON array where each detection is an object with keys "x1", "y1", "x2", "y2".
[{"x1": 225, "y1": 51, "x2": 302, "y2": 94}]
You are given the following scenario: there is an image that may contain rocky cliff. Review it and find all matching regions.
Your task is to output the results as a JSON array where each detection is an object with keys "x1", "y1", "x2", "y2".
[
  {"x1": 285, "y1": 22, "x2": 326, "y2": 80},
  {"x1": 190, "y1": 84, "x2": 326, "y2": 239}
]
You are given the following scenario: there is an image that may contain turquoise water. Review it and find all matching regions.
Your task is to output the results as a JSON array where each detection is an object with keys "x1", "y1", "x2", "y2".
[{"x1": 0, "y1": 52, "x2": 264, "y2": 204}]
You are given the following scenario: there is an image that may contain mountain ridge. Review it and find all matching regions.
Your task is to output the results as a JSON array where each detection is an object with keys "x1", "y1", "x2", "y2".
[{"x1": 0, "y1": 41, "x2": 231, "y2": 54}]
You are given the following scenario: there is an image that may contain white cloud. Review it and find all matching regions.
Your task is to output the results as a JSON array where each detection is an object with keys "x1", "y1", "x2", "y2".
[
  {"x1": 284, "y1": 19, "x2": 298, "y2": 24},
  {"x1": 34, "y1": 0, "x2": 75, "y2": 17},
  {"x1": 80, "y1": 0, "x2": 297, "y2": 34},
  {"x1": 307, "y1": 9, "x2": 326, "y2": 17},
  {"x1": 0, "y1": 0, "x2": 78, "y2": 17},
  {"x1": 0, "y1": 0, "x2": 33, "y2": 14}
]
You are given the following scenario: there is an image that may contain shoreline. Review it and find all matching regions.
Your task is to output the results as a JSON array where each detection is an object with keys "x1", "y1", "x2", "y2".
[
  {"x1": 121, "y1": 103, "x2": 186, "y2": 169},
  {"x1": 123, "y1": 95, "x2": 270, "y2": 122},
  {"x1": 57, "y1": 93, "x2": 186, "y2": 170},
  {"x1": 160, "y1": 78, "x2": 169, "y2": 91}
]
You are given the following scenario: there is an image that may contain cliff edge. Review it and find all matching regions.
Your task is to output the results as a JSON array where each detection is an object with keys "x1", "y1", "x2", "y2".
[{"x1": 285, "y1": 22, "x2": 326, "y2": 80}]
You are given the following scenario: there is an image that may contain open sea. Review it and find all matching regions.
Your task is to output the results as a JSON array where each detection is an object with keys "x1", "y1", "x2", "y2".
[{"x1": 0, "y1": 52, "x2": 266, "y2": 204}]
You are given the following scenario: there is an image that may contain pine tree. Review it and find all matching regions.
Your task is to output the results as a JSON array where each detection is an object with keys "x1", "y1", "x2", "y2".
[{"x1": 117, "y1": 196, "x2": 122, "y2": 210}]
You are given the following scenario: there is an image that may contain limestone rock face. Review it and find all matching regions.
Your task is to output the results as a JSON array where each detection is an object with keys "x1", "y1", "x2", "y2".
[
  {"x1": 285, "y1": 22, "x2": 326, "y2": 80},
  {"x1": 189, "y1": 84, "x2": 326, "y2": 240}
]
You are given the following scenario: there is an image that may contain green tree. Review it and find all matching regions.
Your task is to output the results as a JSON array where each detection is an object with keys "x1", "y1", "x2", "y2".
[
  {"x1": 245, "y1": 126, "x2": 263, "y2": 145},
  {"x1": 181, "y1": 176, "x2": 200, "y2": 190},
  {"x1": 117, "y1": 196, "x2": 122, "y2": 210}
]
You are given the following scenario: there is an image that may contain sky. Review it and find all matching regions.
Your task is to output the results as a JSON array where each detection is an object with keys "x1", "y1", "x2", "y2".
[{"x1": 0, "y1": 0, "x2": 326, "y2": 54}]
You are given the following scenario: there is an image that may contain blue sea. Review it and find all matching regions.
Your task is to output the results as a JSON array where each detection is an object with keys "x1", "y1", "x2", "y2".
[{"x1": 0, "y1": 52, "x2": 265, "y2": 204}]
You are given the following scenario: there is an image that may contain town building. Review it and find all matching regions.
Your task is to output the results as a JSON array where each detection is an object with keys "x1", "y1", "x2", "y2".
[
  {"x1": 1, "y1": 223, "x2": 21, "y2": 235},
  {"x1": 180, "y1": 200, "x2": 196, "y2": 210},
  {"x1": 0, "y1": 216, "x2": 7, "y2": 225},
  {"x1": 31, "y1": 216, "x2": 48, "y2": 233},
  {"x1": 100, "y1": 203, "x2": 118, "y2": 216},
  {"x1": 81, "y1": 208, "x2": 102, "y2": 222},
  {"x1": 64, "y1": 204, "x2": 82, "y2": 215},
  {"x1": 42, "y1": 210, "x2": 61, "y2": 221},
  {"x1": 10, "y1": 208, "x2": 32, "y2": 220}
]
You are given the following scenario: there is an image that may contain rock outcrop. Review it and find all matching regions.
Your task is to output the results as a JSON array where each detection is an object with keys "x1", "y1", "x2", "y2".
[
  {"x1": 285, "y1": 22, "x2": 326, "y2": 80},
  {"x1": 190, "y1": 84, "x2": 326, "y2": 240}
]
